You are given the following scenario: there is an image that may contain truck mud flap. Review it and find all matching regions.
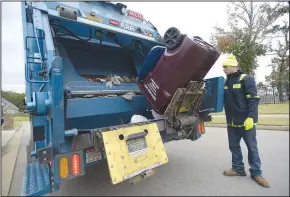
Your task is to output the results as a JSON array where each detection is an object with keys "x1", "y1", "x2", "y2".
[
  {"x1": 21, "y1": 162, "x2": 50, "y2": 196},
  {"x1": 102, "y1": 123, "x2": 168, "y2": 185}
]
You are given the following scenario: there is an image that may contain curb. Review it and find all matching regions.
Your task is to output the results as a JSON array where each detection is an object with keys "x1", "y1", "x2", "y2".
[
  {"x1": 8, "y1": 125, "x2": 25, "y2": 196},
  {"x1": 205, "y1": 123, "x2": 289, "y2": 131},
  {"x1": 1, "y1": 124, "x2": 24, "y2": 196},
  {"x1": 3, "y1": 123, "x2": 24, "y2": 149}
]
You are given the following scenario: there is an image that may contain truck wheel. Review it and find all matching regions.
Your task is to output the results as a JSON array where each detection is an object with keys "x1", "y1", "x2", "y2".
[{"x1": 163, "y1": 27, "x2": 182, "y2": 51}]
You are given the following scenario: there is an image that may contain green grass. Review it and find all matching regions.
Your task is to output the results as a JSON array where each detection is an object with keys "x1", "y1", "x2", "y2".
[
  {"x1": 13, "y1": 114, "x2": 29, "y2": 129},
  {"x1": 259, "y1": 103, "x2": 289, "y2": 114},
  {"x1": 14, "y1": 115, "x2": 29, "y2": 122},
  {"x1": 206, "y1": 117, "x2": 289, "y2": 126},
  {"x1": 211, "y1": 102, "x2": 289, "y2": 115}
]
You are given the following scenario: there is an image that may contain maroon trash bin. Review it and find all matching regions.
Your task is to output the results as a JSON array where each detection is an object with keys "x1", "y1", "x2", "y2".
[{"x1": 138, "y1": 34, "x2": 220, "y2": 115}]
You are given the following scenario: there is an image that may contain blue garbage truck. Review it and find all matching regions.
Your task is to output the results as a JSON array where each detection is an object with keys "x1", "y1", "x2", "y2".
[{"x1": 21, "y1": 1, "x2": 224, "y2": 196}]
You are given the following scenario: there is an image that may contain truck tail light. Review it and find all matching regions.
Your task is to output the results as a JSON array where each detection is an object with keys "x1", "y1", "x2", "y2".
[
  {"x1": 71, "y1": 153, "x2": 81, "y2": 176},
  {"x1": 198, "y1": 122, "x2": 205, "y2": 134},
  {"x1": 59, "y1": 157, "x2": 69, "y2": 179}
]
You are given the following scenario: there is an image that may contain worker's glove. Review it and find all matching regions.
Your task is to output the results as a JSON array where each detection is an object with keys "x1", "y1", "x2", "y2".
[{"x1": 244, "y1": 117, "x2": 254, "y2": 131}]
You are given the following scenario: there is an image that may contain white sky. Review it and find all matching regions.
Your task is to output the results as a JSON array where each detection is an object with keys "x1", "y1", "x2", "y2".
[{"x1": 1, "y1": 2, "x2": 274, "y2": 93}]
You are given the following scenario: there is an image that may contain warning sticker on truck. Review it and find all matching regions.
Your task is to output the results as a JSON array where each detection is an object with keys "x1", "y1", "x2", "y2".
[{"x1": 85, "y1": 148, "x2": 102, "y2": 163}]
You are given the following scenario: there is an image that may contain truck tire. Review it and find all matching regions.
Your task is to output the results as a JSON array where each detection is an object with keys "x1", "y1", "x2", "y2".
[{"x1": 163, "y1": 27, "x2": 182, "y2": 51}]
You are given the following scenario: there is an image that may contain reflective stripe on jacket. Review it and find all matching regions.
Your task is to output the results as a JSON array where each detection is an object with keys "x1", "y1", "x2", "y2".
[{"x1": 224, "y1": 70, "x2": 259, "y2": 126}]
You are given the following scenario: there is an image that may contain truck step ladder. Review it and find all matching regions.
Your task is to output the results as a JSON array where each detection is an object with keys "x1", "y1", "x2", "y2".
[{"x1": 21, "y1": 162, "x2": 51, "y2": 196}]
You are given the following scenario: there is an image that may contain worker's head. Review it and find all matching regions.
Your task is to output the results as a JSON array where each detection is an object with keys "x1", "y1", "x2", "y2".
[{"x1": 222, "y1": 55, "x2": 238, "y2": 75}]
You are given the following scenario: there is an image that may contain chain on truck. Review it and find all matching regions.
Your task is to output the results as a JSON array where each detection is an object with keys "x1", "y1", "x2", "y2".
[{"x1": 21, "y1": 1, "x2": 224, "y2": 196}]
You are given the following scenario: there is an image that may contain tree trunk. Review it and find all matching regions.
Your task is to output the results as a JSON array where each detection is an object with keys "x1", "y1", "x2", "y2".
[
  {"x1": 277, "y1": 83, "x2": 284, "y2": 102},
  {"x1": 272, "y1": 86, "x2": 276, "y2": 104}
]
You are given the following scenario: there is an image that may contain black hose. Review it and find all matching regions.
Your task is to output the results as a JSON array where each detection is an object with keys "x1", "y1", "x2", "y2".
[{"x1": 51, "y1": 23, "x2": 92, "y2": 42}]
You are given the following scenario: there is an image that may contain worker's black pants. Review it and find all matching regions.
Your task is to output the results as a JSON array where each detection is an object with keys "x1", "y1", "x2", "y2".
[{"x1": 227, "y1": 125, "x2": 262, "y2": 177}]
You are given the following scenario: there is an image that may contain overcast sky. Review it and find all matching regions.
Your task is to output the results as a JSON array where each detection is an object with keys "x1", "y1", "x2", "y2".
[{"x1": 1, "y1": 2, "x2": 273, "y2": 93}]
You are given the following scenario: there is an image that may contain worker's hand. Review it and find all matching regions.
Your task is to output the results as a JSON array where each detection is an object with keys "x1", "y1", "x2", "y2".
[{"x1": 244, "y1": 117, "x2": 254, "y2": 131}]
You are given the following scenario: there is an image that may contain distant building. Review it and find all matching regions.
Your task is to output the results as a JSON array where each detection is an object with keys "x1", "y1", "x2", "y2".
[{"x1": 2, "y1": 97, "x2": 19, "y2": 116}]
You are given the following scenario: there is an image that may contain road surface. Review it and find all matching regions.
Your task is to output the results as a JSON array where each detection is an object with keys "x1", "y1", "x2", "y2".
[
  {"x1": 7, "y1": 123, "x2": 289, "y2": 196},
  {"x1": 213, "y1": 114, "x2": 289, "y2": 118}
]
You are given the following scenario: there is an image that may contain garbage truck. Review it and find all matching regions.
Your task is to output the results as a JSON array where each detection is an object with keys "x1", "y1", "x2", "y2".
[{"x1": 20, "y1": 1, "x2": 224, "y2": 196}]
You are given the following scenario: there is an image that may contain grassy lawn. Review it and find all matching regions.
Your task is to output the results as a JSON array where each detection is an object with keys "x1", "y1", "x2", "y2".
[
  {"x1": 13, "y1": 114, "x2": 29, "y2": 129},
  {"x1": 259, "y1": 103, "x2": 289, "y2": 114},
  {"x1": 211, "y1": 102, "x2": 289, "y2": 115},
  {"x1": 206, "y1": 117, "x2": 289, "y2": 126}
]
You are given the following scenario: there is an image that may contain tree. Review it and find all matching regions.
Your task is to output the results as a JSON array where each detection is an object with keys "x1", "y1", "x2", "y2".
[
  {"x1": 257, "y1": 82, "x2": 265, "y2": 94},
  {"x1": 262, "y1": 84, "x2": 269, "y2": 96},
  {"x1": 1, "y1": 90, "x2": 25, "y2": 112},
  {"x1": 265, "y1": 75, "x2": 277, "y2": 103},
  {"x1": 265, "y1": 4, "x2": 289, "y2": 102},
  {"x1": 210, "y1": 1, "x2": 288, "y2": 75},
  {"x1": 256, "y1": 81, "x2": 270, "y2": 95}
]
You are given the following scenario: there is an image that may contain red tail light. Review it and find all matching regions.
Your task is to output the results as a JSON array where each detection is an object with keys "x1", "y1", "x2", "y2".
[
  {"x1": 198, "y1": 122, "x2": 205, "y2": 134},
  {"x1": 198, "y1": 123, "x2": 202, "y2": 134},
  {"x1": 71, "y1": 153, "x2": 80, "y2": 176},
  {"x1": 109, "y1": 20, "x2": 119, "y2": 26}
]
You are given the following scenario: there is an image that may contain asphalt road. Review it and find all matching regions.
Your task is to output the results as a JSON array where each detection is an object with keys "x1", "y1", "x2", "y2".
[
  {"x1": 8, "y1": 124, "x2": 289, "y2": 196},
  {"x1": 213, "y1": 114, "x2": 289, "y2": 118}
]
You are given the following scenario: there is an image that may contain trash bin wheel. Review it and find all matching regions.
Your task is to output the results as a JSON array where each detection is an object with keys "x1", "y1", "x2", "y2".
[{"x1": 163, "y1": 27, "x2": 182, "y2": 51}]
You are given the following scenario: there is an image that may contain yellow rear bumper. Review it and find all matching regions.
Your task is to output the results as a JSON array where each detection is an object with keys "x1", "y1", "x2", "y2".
[{"x1": 102, "y1": 123, "x2": 168, "y2": 184}]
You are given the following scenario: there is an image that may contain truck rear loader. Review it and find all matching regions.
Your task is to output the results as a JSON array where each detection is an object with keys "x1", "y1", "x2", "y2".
[{"x1": 20, "y1": 1, "x2": 224, "y2": 196}]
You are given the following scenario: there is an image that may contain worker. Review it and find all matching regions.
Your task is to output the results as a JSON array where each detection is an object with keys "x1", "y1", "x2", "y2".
[{"x1": 222, "y1": 55, "x2": 270, "y2": 188}]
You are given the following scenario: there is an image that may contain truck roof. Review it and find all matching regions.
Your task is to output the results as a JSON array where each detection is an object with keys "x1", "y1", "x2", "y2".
[{"x1": 28, "y1": 1, "x2": 163, "y2": 45}]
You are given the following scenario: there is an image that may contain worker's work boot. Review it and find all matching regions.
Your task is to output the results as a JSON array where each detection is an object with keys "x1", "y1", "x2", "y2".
[
  {"x1": 251, "y1": 176, "x2": 270, "y2": 188},
  {"x1": 223, "y1": 169, "x2": 246, "y2": 176}
]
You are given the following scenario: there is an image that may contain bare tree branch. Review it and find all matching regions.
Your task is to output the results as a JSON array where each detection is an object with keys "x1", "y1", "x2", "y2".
[
  {"x1": 211, "y1": 1, "x2": 289, "y2": 75},
  {"x1": 235, "y1": 14, "x2": 251, "y2": 27},
  {"x1": 241, "y1": 1, "x2": 252, "y2": 22},
  {"x1": 231, "y1": 2, "x2": 246, "y2": 11},
  {"x1": 265, "y1": 53, "x2": 278, "y2": 56}
]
